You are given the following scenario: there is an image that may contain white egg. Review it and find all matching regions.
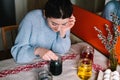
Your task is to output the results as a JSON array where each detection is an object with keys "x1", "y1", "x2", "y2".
[
  {"x1": 103, "y1": 79, "x2": 110, "y2": 80},
  {"x1": 102, "y1": 69, "x2": 120, "y2": 80},
  {"x1": 110, "y1": 75, "x2": 119, "y2": 80},
  {"x1": 104, "y1": 69, "x2": 111, "y2": 74},
  {"x1": 103, "y1": 74, "x2": 110, "y2": 79},
  {"x1": 112, "y1": 71, "x2": 119, "y2": 76}
]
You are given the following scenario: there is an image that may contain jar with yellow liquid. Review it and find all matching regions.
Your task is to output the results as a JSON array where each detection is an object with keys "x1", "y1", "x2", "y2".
[
  {"x1": 77, "y1": 45, "x2": 94, "y2": 80},
  {"x1": 77, "y1": 58, "x2": 92, "y2": 80}
]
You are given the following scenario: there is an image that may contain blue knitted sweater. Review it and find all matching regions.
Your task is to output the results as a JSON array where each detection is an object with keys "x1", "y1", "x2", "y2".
[{"x1": 11, "y1": 10, "x2": 71, "y2": 63}]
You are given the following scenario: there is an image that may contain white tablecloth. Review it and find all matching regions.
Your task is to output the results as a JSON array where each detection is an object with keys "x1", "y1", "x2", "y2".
[{"x1": 0, "y1": 42, "x2": 115, "y2": 80}]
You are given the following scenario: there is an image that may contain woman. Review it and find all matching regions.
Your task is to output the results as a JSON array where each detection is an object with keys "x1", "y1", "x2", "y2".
[
  {"x1": 11, "y1": 0, "x2": 76, "y2": 64},
  {"x1": 102, "y1": 0, "x2": 120, "y2": 22}
]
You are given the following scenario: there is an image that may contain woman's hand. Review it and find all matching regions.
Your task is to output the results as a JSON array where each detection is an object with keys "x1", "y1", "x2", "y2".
[
  {"x1": 60, "y1": 15, "x2": 76, "y2": 38},
  {"x1": 34, "y1": 47, "x2": 58, "y2": 61}
]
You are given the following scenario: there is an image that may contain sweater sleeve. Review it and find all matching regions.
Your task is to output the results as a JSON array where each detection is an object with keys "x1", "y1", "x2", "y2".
[
  {"x1": 11, "y1": 14, "x2": 38, "y2": 64},
  {"x1": 51, "y1": 30, "x2": 71, "y2": 54}
]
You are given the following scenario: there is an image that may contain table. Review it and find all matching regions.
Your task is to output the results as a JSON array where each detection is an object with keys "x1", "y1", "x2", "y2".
[{"x1": 0, "y1": 43, "x2": 118, "y2": 80}]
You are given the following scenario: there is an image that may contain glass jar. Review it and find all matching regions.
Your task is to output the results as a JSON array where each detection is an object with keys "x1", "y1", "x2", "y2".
[
  {"x1": 38, "y1": 70, "x2": 53, "y2": 80},
  {"x1": 49, "y1": 57, "x2": 62, "y2": 76},
  {"x1": 80, "y1": 46, "x2": 94, "y2": 62},
  {"x1": 77, "y1": 45, "x2": 94, "y2": 79}
]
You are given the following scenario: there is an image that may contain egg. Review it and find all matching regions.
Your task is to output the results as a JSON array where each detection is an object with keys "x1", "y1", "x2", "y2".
[
  {"x1": 100, "y1": 69, "x2": 120, "y2": 80},
  {"x1": 111, "y1": 71, "x2": 119, "y2": 76},
  {"x1": 103, "y1": 74, "x2": 110, "y2": 79},
  {"x1": 110, "y1": 76, "x2": 119, "y2": 80},
  {"x1": 103, "y1": 79, "x2": 110, "y2": 80},
  {"x1": 104, "y1": 69, "x2": 111, "y2": 74}
]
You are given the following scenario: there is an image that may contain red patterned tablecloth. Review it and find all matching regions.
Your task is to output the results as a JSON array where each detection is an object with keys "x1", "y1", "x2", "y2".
[
  {"x1": 0, "y1": 53, "x2": 103, "y2": 78},
  {"x1": 0, "y1": 43, "x2": 109, "y2": 80}
]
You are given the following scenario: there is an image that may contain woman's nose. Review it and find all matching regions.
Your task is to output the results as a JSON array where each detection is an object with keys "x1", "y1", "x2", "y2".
[{"x1": 55, "y1": 25, "x2": 61, "y2": 31}]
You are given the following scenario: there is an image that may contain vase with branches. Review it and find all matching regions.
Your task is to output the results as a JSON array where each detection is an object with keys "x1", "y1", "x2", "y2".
[{"x1": 94, "y1": 13, "x2": 120, "y2": 71}]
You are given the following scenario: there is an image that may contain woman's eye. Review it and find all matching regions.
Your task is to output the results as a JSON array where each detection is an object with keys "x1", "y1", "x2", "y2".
[
  {"x1": 52, "y1": 22, "x2": 58, "y2": 26},
  {"x1": 62, "y1": 24, "x2": 66, "y2": 26},
  {"x1": 62, "y1": 23, "x2": 67, "y2": 26}
]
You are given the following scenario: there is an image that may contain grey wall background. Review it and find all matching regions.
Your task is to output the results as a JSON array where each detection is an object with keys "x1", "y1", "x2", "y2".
[{"x1": 75, "y1": 0, "x2": 105, "y2": 12}]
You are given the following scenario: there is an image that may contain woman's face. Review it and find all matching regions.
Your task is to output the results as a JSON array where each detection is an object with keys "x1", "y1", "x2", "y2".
[{"x1": 47, "y1": 17, "x2": 69, "y2": 32}]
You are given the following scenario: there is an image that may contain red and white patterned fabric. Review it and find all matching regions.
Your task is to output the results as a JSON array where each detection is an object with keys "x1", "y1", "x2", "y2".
[{"x1": 0, "y1": 43, "x2": 109, "y2": 80}]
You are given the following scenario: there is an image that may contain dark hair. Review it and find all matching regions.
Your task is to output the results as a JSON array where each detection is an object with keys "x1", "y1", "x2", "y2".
[{"x1": 44, "y1": 0, "x2": 73, "y2": 19}]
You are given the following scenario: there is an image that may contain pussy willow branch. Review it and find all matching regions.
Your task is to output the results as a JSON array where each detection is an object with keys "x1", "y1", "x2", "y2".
[
  {"x1": 94, "y1": 13, "x2": 120, "y2": 52},
  {"x1": 94, "y1": 25, "x2": 113, "y2": 51}
]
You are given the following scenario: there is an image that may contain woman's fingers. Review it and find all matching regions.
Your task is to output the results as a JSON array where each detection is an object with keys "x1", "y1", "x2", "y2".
[
  {"x1": 69, "y1": 15, "x2": 76, "y2": 28},
  {"x1": 42, "y1": 51, "x2": 58, "y2": 61}
]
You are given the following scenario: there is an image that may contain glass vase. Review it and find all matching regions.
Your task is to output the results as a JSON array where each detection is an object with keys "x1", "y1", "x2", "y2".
[{"x1": 109, "y1": 47, "x2": 118, "y2": 71}]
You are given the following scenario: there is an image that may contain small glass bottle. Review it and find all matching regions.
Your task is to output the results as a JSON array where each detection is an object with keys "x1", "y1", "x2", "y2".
[{"x1": 38, "y1": 70, "x2": 53, "y2": 80}]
